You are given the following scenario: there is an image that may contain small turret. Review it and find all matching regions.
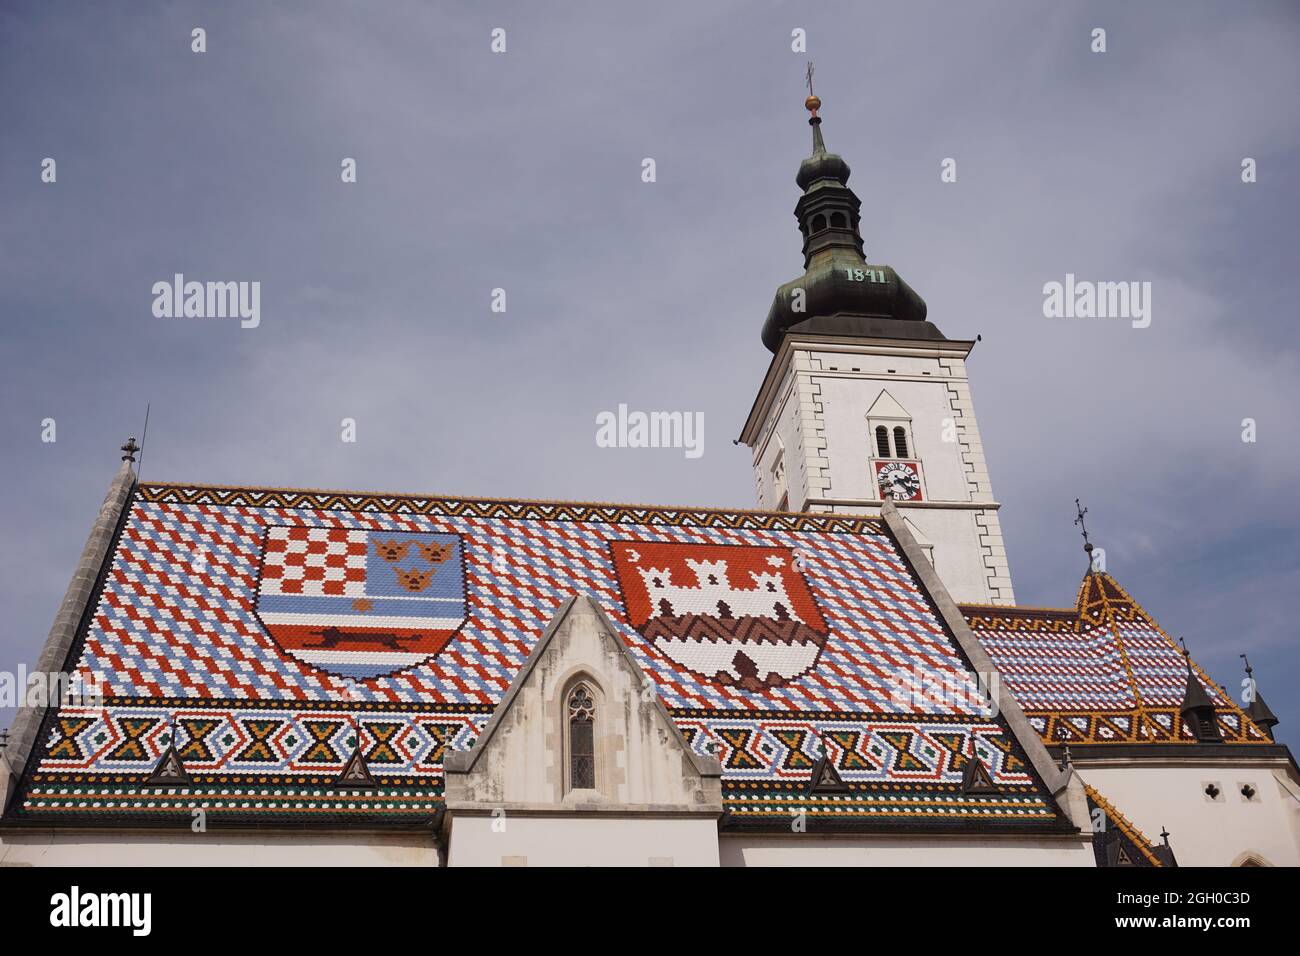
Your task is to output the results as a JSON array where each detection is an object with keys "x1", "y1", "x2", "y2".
[
  {"x1": 1241, "y1": 655, "x2": 1280, "y2": 741},
  {"x1": 1178, "y1": 638, "x2": 1222, "y2": 744}
]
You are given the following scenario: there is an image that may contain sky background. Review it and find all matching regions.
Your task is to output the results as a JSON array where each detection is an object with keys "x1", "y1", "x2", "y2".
[{"x1": 1, "y1": 1, "x2": 1297, "y2": 747}]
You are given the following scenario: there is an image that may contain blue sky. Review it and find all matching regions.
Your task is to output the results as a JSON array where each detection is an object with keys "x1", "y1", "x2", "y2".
[{"x1": 1, "y1": 1, "x2": 1297, "y2": 745}]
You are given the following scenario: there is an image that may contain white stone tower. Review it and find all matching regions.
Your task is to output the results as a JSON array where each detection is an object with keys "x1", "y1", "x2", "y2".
[{"x1": 738, "y1": 92, "x2": 1015, "y2": 606}]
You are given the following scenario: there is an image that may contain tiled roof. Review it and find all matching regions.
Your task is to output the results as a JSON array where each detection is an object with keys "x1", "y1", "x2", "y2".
[
  {"x1": 1083, "y1": 784, "x2": 1170, "y2": 867},
  {"x1": 7, "y1": 483, "x2": 1068, "y2": 832},
  {"x1": 961, "y1": 573, "x2": 1271, "y2": 747}
]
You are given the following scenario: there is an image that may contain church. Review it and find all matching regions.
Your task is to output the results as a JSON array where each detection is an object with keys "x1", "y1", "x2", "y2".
[{"x1": 1, "y1": 93, "x2": 1295, "y2": 868}]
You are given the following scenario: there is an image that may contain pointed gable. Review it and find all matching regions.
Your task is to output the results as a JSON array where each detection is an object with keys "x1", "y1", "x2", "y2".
[
  {"x1": 865, "y1": 388, "x2": 910, "y2": 420},
  {"x1": 444, "y1": 595, "x2": 723, "y2": 812}
]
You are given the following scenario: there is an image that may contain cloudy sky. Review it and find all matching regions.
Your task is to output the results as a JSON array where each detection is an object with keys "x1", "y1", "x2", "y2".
[{"x1": 2, "y1": 1, "x2": 1297, "y2": 745}]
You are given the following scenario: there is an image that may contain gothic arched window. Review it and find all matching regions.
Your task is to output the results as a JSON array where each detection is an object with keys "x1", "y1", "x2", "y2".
[
  {"x1": 893, "y1": 426, "x2": 910, "y2": 458},
  {"x1": 567, "y1": 684, "x2": 596, "y2": 790},
  {"x1": 875, "y1": 426, "x2": 890, "y2": 458}
]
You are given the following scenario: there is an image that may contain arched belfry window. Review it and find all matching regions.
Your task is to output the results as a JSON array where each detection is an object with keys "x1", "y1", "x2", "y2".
[
  {"x1": 811, "y1": 213, "x2": 827, "y2": 233},
  {"x1": 567, "y1": 684, "x2": 596, "y2": 790},
  {"x1": 875, "y1": 426, "x2": 890, "y2": 458},
  {"x1": 830, "y1": 212, "x2": 847, "y2": 229},
  {"x1": 867, "y1": 391, "x2": 915, "y2": 461}
]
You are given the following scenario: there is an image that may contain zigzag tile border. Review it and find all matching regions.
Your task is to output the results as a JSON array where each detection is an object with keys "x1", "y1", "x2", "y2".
[{"x1": 135, "y1": 483, "x2": 884, "y2": 533}]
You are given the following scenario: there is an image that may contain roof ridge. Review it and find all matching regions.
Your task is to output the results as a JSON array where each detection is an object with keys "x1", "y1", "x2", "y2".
[
  {"x1": 960, "y1": 603, "x2": 1077, "y2": 615},
  {"x1": 133, "y1": 480, "x2": 885, "y2": 526},
  {"x1": 1095, "y1": 572, "x2": 1265, "y2": 737},
  {"x1": 1077, "y1": 572, "x2": 1149, "y2": 717}
]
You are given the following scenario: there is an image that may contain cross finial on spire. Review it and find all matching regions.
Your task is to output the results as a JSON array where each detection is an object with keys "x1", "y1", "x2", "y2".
[
  {"x1": 1059, "y1": 741, "x2": 1073, "y2": 771},
  {"x1": 1074, "y1": 498, "x2": 1094, "y2": 562},
  {"x1": 121, "y1": 436, "x2": 139, "y2": 462},
  {"x1": 804, "y1": 61, "x2": 821, "y2": 121}
]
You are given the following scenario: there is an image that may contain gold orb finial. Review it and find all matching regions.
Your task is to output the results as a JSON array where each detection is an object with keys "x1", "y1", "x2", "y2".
[{"x1": 805, "y1": 94, "x2": 821, "y2": 114}]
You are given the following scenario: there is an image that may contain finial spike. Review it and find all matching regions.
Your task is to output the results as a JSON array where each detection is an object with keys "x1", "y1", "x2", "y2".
[
  {"x1": 1073, "y1": 498, "x2": 1095, "y2": 567},
  {"x1": 804, "y1": 60, "x2": 823, "y2": 141}
]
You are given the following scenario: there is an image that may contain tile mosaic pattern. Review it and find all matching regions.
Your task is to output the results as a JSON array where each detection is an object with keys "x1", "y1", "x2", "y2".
[
  {"x1": 13, "y1": 483, "x2": 1065, "y2": 828},
  {"x1": 962, "y1": 573, "x2": 1271, "y2": 747},
  {"x1": 1084, "y1": 784, "x2": 1169, "y2": 867}
]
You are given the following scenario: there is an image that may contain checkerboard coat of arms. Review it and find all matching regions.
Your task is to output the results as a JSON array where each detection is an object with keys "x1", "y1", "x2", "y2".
[
  {"x1": 610, "y1": 540, "x2": 830, "y2": 691},
  {"x1": 254, "y1": 527, "x2": 466, "y2": 679}
]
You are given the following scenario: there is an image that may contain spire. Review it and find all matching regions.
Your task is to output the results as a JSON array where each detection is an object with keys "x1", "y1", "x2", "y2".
[
  {"x1": 1240, "y1": 655, "x2": 1279, "y2": 740},
  {"x1": 760, "y1": 73, "x2": 935, "y2": 353},
  {"x1": 1178, "y1": 638, "x2": 1222, "y2": 743},
  {"x1": 796, "y1": 62, "x2": 850, "y2": 195},
  {"x1": 1074, "y1": 499, "x2": 1096, "y2": 573},
  {"x1": 805, "y1": 61, "x2": 826, "y2": 154},
  {"x1": 1154, "y1": 827, "x2": 1179, "y2": 867}
]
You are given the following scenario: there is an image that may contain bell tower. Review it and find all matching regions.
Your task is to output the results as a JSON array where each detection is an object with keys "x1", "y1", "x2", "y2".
[{"x1": 739, "y1": 88, "x2": 1015, "y2": 606}]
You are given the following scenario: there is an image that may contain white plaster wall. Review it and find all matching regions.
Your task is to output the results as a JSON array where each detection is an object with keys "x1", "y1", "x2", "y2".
[
  {"x1": 0, "y1": 830, "x2": 437, "y2": 867},
  {"x1": 814, "y1": 370, "x2": 971, "y2": 503},
  {"x1": 720, "y1": 834, "x2": 1093, "y2": 867},
  {"x1": 1079, "y1": 763, "x2": 1300, "y2": 867},
  {"x1": 902, "y1": 508, "x2": 1000, "y2": 606},
  {"x1": 447, "y1": 815, "x2": 719, "y2": 867},
  {"x1": 747, "y1": 341, "x2": 1015, "y2": 605}
]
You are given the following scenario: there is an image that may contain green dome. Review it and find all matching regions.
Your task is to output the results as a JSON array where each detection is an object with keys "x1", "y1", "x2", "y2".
[{"x1": 761, "y1": 110, "x2": 937, "y2": 353}]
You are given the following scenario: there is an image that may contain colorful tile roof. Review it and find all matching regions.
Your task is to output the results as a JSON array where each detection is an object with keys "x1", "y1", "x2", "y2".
[
  {"x1": 7, "y1": 483, "x2": 1070, "y2": 832},
  {"x1": 1083, "y1": 784, "x2": 1172, "y2": 867},
  {"x1": 961, "y1": 573, "x2": 1272, "y2": 748}
]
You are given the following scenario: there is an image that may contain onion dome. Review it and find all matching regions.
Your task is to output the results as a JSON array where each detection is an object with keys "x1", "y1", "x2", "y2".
[{"x1": 761, "y1": 93, "x2": 939, "y2": 353}]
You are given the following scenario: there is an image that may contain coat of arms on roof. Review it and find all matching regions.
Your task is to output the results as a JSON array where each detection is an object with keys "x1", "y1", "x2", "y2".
[
  {"x1": 254, "y1": 527, "x2": 466, "y2": 679},
  {"x1": 610, "y1": 541, "x2": 830, "y2": 691}
]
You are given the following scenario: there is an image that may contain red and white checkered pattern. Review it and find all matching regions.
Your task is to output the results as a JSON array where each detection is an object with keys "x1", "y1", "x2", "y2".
[{"x1": 260, "y1": 526, "x2": 368, "y2": 597}]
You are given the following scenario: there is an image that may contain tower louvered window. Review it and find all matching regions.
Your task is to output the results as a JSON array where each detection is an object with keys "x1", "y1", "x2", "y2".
[
  {"x1": 893, "y1": 426, "x2": 909, "y2": 458},
  {"x1": 875, "y1": 426, "x2": 890, "y2": 458}
]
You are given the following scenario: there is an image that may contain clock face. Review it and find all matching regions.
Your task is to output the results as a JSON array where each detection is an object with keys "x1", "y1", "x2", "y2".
[{"x1": 876, "y1": 461, "x2": 922, "y2": 501}]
